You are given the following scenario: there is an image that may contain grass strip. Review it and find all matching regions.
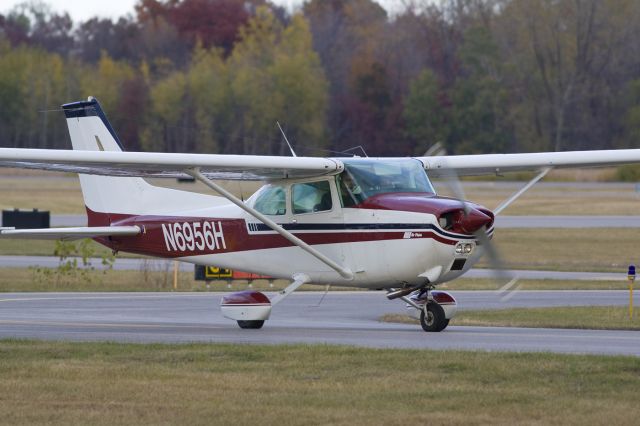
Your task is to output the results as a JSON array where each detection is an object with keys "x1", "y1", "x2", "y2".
[
  {"x1": 0, "y1": 264, "x2": 631, "y2": 292},
  {"x1": 0, "y1": 267, "x2": 631, "y2": 292},
  {"x1": 382, "y1": 306, "x2": 640, "y2": 331},
  {"x1": 0, "y1": 267, "x2": 345, "y2": 292},
  {"x1": 482, "y1": 228, "x2": 638, "y2": 273},
  {"x1": 0, "y1": 340, "x2": 639, "y2": 425},
  {"x1": 444, "y1": 278, "x2": 626, "y2": 291}
]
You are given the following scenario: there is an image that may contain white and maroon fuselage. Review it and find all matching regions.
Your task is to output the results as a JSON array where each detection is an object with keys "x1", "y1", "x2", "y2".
[{"x1": 89, "y1": 165, "x2": 494, "y2": 289}]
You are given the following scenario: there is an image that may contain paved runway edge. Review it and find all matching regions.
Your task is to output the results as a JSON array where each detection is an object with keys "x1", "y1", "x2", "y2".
[{"x1": 0, "y1": 292, "x2": 637, "y2": 356}]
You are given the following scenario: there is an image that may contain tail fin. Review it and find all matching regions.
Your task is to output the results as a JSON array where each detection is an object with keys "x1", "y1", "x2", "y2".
[
  {"x1": 62, "y1": 97, "x2": 220, "y2": 223},
  {"x1": 62, "y1": 97, "x2": 125, "y2": 152}
]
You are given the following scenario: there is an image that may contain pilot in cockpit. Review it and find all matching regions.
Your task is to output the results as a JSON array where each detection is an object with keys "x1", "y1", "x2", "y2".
[{"x1": 339, "y1": 172, "x2": 364, "y2": 207}]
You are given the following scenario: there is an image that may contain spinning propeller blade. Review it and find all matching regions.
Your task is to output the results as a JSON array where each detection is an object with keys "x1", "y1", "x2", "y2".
[{"x1": 434, "y1": 151, "x2": 520, "y2": 301}]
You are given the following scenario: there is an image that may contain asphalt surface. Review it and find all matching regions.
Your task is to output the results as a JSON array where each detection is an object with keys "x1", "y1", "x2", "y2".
[{"x1": 0, "y1": 291, "x2": 638, "y2": 356}]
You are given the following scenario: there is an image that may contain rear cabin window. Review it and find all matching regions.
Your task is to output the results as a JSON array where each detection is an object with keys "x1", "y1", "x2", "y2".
[
  {"x1": 292, "y1": 181, "x2": 332, "y2": 214},
  {"x1": 253, "y1": 185, "x2": 286, "y2": 215}
]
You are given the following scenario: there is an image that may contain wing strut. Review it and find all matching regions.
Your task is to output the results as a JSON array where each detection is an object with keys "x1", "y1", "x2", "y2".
[
  {"x1": 185, "y1": 168, "x2": 354, "y2": 281},
  {"x1": 493, "y1": 167, "x2": 552, "y2": 215}
]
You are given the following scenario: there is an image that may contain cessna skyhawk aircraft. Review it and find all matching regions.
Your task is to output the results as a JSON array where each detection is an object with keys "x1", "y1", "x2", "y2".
[{"x1": 1, "y1": 97, "x2": 640, "y2": 332}]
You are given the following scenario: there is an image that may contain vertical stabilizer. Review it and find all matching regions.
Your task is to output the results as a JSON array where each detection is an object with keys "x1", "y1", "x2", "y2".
[
  {"x1": 62, "y1": 97, "x2": 221, "y2": 222},
  {"x1": 63, "y1": 98, "x2": 155, "y2": 219}
]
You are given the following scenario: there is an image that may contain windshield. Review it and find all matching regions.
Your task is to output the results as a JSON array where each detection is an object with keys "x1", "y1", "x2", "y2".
[{"x1": 338, "y1": 159, "x2": 435, "y2": 206}]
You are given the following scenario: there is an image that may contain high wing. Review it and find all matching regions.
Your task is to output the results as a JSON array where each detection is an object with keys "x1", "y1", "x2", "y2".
[
  {"x1": 3, "y1": 147, "x2": 640, "y2": 180},
  {"x1": 0, "y1": 148, "x2": 343, "y2": 180},
  {"x1": 0, "y1": 226, "x2": 141, "y2": 241},
  {"x1": 419, "y1": 149, "x2": 640, "y2": 177},
  {"x1": 2, "y1": 97, "x2": 639, "y2": 180}
]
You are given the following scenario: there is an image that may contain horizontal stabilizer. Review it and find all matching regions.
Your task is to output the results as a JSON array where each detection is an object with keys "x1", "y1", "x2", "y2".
[{"x1": 0, "y1": 226, "x2": 141, "y2": 241}]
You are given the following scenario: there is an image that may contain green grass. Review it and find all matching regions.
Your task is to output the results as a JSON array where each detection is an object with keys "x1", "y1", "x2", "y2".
[
  {"x1": 0, "y1": 238, "x2": 122, "y2": 257},
  {"x1": 0, "y1": 267, "x2": 346, "y2": 293},
  {"x1": 0, "y1": 340, "x2": 639, "y2": 425},
  {"x1": 453, "y1": 306, "x2": 640, "y2": 330},
  {"x1": 0, "y1": 267, "x2": 200, "y2": 292},
  {"x1": 2, "y1": 170, "x2": 639, "y2": 216},
  {"x1": 486, "y1": 228, "x2": 638, "y2": 272},
  {"x1": 383, "y1": 306, "x2": 640, "y2": 331},
  {"x1": 444, "y1": 278, "x2": 627, "y2": 291},
  {"x1": 0, "y1": 266, "x2": 631, "y2": 292}
]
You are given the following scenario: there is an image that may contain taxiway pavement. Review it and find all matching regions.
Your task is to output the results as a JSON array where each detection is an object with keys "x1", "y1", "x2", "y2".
[{"x1": 0, "y1": 291, "x2": 637, "y2": 356}]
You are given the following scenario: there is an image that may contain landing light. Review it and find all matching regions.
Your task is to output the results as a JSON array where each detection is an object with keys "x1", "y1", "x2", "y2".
[{"x1": 455, "y1": 242, "x2": 474, "y2": 255}]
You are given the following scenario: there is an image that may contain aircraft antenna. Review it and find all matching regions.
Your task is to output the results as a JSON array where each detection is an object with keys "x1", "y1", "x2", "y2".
[
  {"x1": 277, "y1": 121, "x2": 297, "y2": 157},
  {"x1": 423, "y1": 141, "x2": 445, "y2": 157},
  {"x1": 311, "y1": 284, "x2": 332, "y2": 307},
  {"x1": 342, "y1": 145, "x2": 369, "y2": 157}
]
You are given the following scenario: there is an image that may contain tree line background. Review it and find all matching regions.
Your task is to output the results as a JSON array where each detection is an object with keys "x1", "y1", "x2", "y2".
[{"x1": 2, "y1": 0, "x2": 640, "y2": 157}]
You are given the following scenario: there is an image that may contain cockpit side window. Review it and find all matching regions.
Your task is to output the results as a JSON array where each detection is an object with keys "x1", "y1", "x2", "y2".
[
  {"x1": 292, "y1": 181, "x2": 332, "y2": 214},
  {"x1": 337, "y1": 172, "x2": 365, "y2": 207},
  {"x1": 253, "y1": 185, "x2": 286, "y2": 215}
]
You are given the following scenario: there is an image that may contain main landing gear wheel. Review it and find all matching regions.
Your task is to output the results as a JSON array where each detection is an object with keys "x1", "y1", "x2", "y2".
[
  {"x1": 420, "y1": 302, "x2": 449, "y2": 332},
  {"x1": 237, "y1": 320, "x2": 265, "y2": 329}
]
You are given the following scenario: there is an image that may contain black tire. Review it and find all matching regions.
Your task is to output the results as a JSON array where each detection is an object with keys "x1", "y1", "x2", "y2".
[
  {"x1": 237, "y1": 320, "x2": 265, "y2": 329},
  {"x1": 420, "y1": 302, "x2": 448, "y2": 332}
]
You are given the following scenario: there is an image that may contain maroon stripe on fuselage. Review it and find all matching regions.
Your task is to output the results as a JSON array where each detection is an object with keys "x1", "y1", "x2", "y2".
[{"x1": 86, "y1": 207, "x2": 457, "y2": 259}]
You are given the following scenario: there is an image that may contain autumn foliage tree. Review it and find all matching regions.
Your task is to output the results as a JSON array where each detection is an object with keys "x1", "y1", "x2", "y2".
[{"x1": 2, "y1": 0, "x2": 640, "y2": 156}]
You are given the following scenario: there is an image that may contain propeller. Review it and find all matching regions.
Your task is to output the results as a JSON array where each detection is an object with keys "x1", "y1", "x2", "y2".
[{"x1": 433, "y1": 149, "x2": 521, "y2": 302}]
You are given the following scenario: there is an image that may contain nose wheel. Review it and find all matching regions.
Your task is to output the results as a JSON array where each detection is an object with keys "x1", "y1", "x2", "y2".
[
  {"x1": 394, "y1": 287, "x2": 457, "y2": 332},
  {"x1": 237, "y1": 320, "x2": 265, "y2": 329},
  {"x1": 420, "y1": 302, "x2": 449, "y2": 332}
]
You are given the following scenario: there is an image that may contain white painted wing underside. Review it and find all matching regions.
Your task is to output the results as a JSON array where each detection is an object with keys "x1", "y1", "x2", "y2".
[
  {"x1": 420, "y1": 149, "x2": 640, "y2": 177},
  {"x1": 0, "y1": 148, "x2": 343, "y2": 180},
  {"x1": 1, "y1": 148, "x2": 640, "y2": 179}
]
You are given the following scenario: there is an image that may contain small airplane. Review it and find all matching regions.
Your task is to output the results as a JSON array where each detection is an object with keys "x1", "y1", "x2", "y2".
[{"x1": 1, "y1": 97, "x2": 640, "y2": 332}]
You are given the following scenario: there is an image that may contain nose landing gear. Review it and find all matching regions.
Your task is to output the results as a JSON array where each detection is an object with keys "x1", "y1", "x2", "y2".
[
  {"x1": 420, "y1": 301, "x2": 448, "y2": 332},
  {"x1": 389, "y1": 286, "x2": 457, "y2": 332}
]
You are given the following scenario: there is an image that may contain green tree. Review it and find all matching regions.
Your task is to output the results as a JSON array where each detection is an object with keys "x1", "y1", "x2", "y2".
[
  {"x1": 404, "y1": 69, "x2": 449, "y2": 155},
  {"x1": 187, "y1": 44, "x2": 230, "y2": 154},
  {"x1": 620, "y1": 79, "x2": 640, "y2": 148},
  {"x1": 269, "y1": 14, "x2": 328, "y2": 154},
  {"x1": 0, "y1": 42, "x2": 75, "y2": 149},
  {"x1": 80, "y1": 52, "x2": 144, "y2": 148},
  {"x1": 80, "y1": 52, "x2": 134, "y2": 114},
  {"x1": 228, "y1": 7, "x2": 282, "y2": 154},
  {"x1": 449, "y1": 26, "x2": 512, "y2": 154},
  {"x1": 145, "y1": 71, "x2": 187, "y2": 152},
  {"x1": 229, "y1": 8, "x2": 328, "y2": 155}
]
